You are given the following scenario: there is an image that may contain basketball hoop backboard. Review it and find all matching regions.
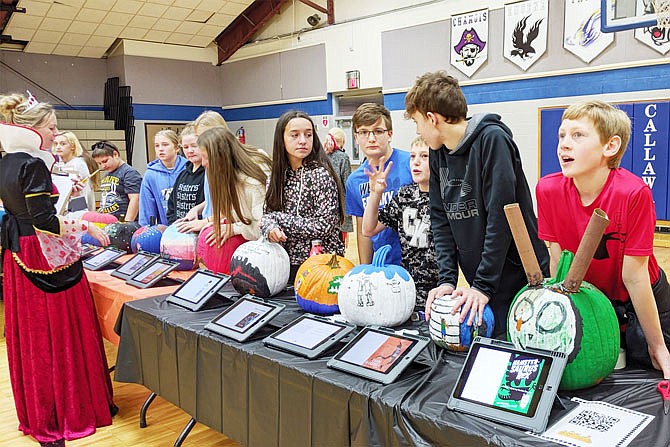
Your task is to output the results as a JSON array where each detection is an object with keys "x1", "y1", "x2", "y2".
[{"x1": 601, "y1": 0, "x2": 658, "y2": 32}]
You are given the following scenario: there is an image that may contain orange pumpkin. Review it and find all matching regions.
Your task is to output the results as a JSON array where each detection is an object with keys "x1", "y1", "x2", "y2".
[{"x1": 294, "y1": 254, "x2": 355, "y2": 315}]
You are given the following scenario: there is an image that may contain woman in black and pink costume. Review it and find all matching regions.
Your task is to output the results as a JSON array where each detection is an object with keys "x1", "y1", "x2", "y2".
[{"x1": 0, "y1": 93, "x2": 115, "y2": 447}]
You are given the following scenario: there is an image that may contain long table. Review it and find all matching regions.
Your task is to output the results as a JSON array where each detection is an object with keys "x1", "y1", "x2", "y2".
[{"x1": 114, "y1": 294, "x2": 670, "y2": 447}]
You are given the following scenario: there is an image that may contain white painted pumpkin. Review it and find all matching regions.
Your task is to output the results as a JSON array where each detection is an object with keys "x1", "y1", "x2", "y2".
[
  {"x1": 429, "y1": 295, "x2": 495, "y2": 352},
  {"x1": 229, "y1": 238, "x2": 290, "y2": 297},
  {"x1": 338, "y1": 245, "x2": 415, "y2": 327}
]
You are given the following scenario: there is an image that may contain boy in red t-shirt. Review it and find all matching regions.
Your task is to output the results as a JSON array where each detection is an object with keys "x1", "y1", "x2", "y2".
[{"x1": 536, "y1": 100, "x2": 670, "y2": 379}]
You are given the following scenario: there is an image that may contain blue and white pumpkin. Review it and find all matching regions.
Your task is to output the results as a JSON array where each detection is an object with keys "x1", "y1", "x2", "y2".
[
  {"x1": 429, "y1": 295, "x2": 495, "y2": 352},
  {"x1": 338, "y1": 245, "x2": 415, "y2": 327}
]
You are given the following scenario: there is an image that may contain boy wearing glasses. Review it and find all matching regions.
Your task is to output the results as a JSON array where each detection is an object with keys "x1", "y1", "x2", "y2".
[
  {"x1": 405, "y1": 71, "x2": 548, "y2": 336},
  {"x1": 345, "y1": 103, "x2": 412, "y2": 265},
  {"x1": 92, "y1": 140, "x2": 142, "y2": 221}
]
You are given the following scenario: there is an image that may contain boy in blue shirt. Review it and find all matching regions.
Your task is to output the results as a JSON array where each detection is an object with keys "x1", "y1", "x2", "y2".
[{"x1": 345, "y1": 103, "x2": 412, "y2": 265}]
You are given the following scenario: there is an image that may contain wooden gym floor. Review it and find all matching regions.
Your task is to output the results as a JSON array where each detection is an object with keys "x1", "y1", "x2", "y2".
[{"x1": 1, "y1": 235, "x2": 670, "y2": 446}]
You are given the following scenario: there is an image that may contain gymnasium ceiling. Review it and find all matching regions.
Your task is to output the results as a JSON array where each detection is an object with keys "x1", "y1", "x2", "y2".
[{"x1": 0, "y1": 0, "x2": 333, "y2": 64}]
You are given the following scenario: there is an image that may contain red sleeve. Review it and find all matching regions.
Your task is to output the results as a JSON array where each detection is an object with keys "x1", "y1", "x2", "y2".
[
  {"x1": 623, "y1": 185, "x2": 655, "y2": 257},
  {"x1": 536, "y1": 178, "x2": 558, "y2": 243}
]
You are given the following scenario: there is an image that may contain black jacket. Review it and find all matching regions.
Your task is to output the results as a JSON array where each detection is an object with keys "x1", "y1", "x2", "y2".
[
  {"x1": 166, "y1": 161, "x2": 206, "y2": 224},
  {"x1": 429, "y1": 113, "x2": 549, "y2": 330}
]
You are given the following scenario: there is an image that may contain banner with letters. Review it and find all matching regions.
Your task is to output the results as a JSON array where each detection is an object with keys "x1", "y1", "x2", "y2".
[
  {"x1": 540, "y1": 100, "x2": 670, "y2": 220},
  {"x1": 504, "y1": 0, "x2": 548, "y2": 71},
  {"x1": 450, "y1": 9, "x2": 489, "y2": 78}
]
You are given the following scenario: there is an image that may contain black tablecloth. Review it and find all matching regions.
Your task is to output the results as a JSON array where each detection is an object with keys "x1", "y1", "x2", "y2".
[{"x1": 114, "y1": 290, "x2": 670, "y2": 447}]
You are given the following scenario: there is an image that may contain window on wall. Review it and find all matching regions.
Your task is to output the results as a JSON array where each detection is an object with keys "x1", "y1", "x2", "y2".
[{"x1": 334, "y1": 89, "x2": 383, "y2": 165}]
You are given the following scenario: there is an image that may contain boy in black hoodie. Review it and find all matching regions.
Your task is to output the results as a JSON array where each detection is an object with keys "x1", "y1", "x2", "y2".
[{"x1": 405, "y1": 71, "x2": 549, "y2": 337}]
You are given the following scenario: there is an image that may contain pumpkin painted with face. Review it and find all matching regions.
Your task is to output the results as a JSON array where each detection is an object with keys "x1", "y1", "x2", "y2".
[
  {"x1": 507, "y1": 251, "x2": 619, "y2": 390},
  {"x1": 338, "y1": 245, "x2": 416, "y2": 327}
]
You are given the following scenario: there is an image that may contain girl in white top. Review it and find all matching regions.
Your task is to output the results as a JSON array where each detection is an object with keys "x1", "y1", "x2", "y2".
[
  {"x1": 198, "y1": 126, "x2": 272, "y2": 246},
  {"x1": 53, "y1": 131, "x2": 97, "y2": 211}
]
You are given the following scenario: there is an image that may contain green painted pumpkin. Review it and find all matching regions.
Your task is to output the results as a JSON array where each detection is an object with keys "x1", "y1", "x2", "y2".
[{"x1": 507, "y1": 251, "x2": 620, "y2": 390}]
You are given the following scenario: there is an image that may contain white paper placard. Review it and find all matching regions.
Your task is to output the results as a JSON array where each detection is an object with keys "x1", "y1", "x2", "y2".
[{"x1": 531, "y1": 397, "x2": 653, "y2": 447}]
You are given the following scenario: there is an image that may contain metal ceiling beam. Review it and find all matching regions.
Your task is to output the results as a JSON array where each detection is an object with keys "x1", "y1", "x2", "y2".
[
  {"x1": 214, "y1": 0, "x2": 335, "y2": 65},
  {"x1": 298, "y1": 0, "x2": 334, "y2": 25},
  {"x1": 214, "y1": 0, "x2": 291, "y2": 66}
]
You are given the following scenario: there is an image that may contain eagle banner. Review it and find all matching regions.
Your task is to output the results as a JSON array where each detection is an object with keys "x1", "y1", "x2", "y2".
[
  {"x1": 564, "y1": 0, "x2": 613, "y2": 63},
  {"x1": 504, "y1": 0, "x2": 548, "y2": 71},
  {"x1": 450, "y1": 9, "x2": 489, "y2": 77}
]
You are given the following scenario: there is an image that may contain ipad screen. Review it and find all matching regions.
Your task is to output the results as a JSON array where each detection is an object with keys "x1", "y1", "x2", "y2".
[
  {"x1": 86, "y1": 249, "x2": 121, "y2": 268},
  {"x1": 272, "y1": 317, "x2": 344, "y2": 350},
  {"x1": 133, "y1": 260, "x2": 174, "y2": 285},
  {"x1": 172, "y1": 271, "x2": 226, "y2": 304},
  {"x1": 455, "y1": 345, "x2": 551, "y2": 417},
  {"x1": 338, "y1": 330, "x2": 416, "y2": 374},
  {"x1": 115, "y1": 253, "x2": 155, "y2": 276},
  {"x1": 213, "y1": 299, "x2": 274, "y2": 334}
]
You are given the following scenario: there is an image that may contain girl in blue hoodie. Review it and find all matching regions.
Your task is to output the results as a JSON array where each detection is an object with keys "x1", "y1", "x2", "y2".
[{"x1": 139, "y1": 129, "x2": 187, "y2": 225}]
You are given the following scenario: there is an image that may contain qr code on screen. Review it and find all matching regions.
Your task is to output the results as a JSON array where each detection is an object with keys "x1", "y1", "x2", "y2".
[{"x1": 569, "y1": 410, "x2": 620, "y2": 432}]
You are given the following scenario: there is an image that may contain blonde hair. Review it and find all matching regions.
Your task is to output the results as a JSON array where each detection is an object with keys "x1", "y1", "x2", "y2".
[
  {"x1": 562, "y1": 100, "x2": 631, "y2": 169},
  {"x1": 154, "y1": 129, "x2": 179, "y2": 148},
  {"x1": 329, "y1": 127, "x2": 346, "y2": 148},
  {"x1": 0, "y1": 92, "x2": 55, "y2": 128},
  {"x1": 58, "y1": 130, "x2": 100, "y2": 190},
  {"x1": 193, "y1": 110, "x2": 230, "y2": 134},
  {"x1": 410, "y1": 135, "x2": 428, "y2": 148},
  {"x1": 57, "y1": 130, "x2": 84, "y2": 157},
  {"x1": 180, "y1": 124, "x2": 196, "y2": 139},
  {"x1": 198, "y1": 127, "x2": 271, "y2": 241}
]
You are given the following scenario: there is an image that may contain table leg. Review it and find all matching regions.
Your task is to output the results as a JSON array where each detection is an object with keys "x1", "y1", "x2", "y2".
[
  {"x1": 174, "y1": 418, "x2": 196, "y2": 447},
  {"x1": 139, "y1": 392, "x2": 157, "y2": 428}
]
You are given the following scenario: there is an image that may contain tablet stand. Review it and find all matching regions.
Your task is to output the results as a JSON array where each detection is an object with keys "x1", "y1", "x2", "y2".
[{"x1": 152, "y1": 276, "x2": 183, "y2": 288}]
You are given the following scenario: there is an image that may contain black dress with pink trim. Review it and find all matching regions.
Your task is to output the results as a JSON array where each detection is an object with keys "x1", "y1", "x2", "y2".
[{"x1": 0, "y1": 123, "x2": 114, "y2": 444}]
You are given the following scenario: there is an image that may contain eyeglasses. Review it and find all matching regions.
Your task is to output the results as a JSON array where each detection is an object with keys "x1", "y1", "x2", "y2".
[
  {"x1": 91, "y1": 141, "x2": 117, "y2": 151},
  {"x1": 354, "y1": 129, "x2": 389, "y2": 139}
]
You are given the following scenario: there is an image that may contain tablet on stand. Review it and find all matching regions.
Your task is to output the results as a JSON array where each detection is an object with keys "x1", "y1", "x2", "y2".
[
  {"x1": 446, "y1": 337, "x2": 567, "y2": 433},
  {"x1": 80, "y1": 243, "x2": 101, "y2": 259},
  {"x1": 263, "y1": 314, "x2": 357, "y2": 359},
  {"x1": 82, "y1": 246, "x2": 126, "y2": 271},
  {"x1": 204, "y1": 294, "x2": 285, "y2": 342},
  {"x1": 125, "y1": 258, "x2": 180, "y2": 289},
  {"x1": 166, "y1": 269, "x2": 231, "y2": 311},
  {"x1": 111, "y1": 251, "x2": 160, "y2": 280},
  {"x1": 327, "y1": 325, "x2": 430, "y2": 385}
]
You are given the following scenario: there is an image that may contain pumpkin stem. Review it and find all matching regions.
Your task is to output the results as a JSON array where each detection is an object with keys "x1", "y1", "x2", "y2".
[
  {"x1": 371, "y1": 244, "x2": 391, "y2": 267},
  {"x1": 326, "y1": 253, "x2": 340, "y2": 269}
]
